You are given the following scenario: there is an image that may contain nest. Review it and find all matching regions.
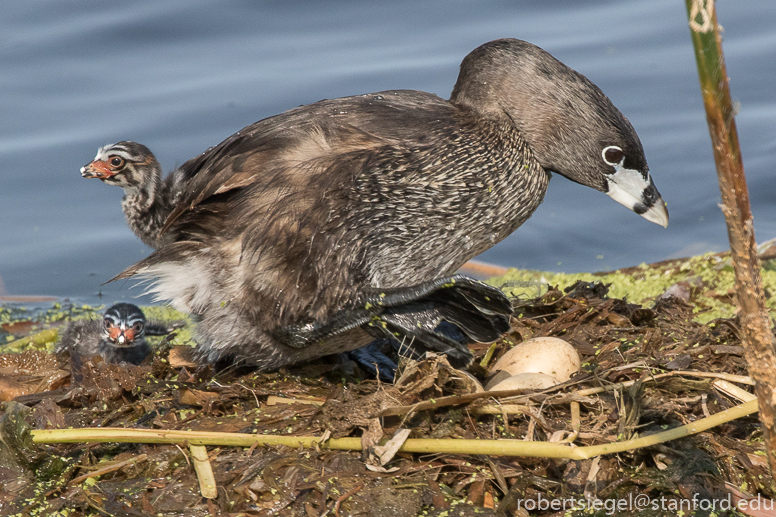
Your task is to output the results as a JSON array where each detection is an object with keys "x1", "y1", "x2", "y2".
[{"x1": 0, "y1": 280, "x2": 770, "y2": 516}]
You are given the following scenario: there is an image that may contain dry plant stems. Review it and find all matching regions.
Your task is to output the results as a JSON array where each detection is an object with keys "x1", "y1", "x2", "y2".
[
  {"x1": 395, "y1": 369, "x2": 752, "y2": 417},
  {"x1": 189, "y1": 445, "x2": 218, "y2": 499},
  {"x1": 266, "y1": 395, "x2": 323, "y2": 407},
  {"x1": 471, "y1": 404, "x2": 534, "y2": 416},
  {"x1": 686, "y1": 0, "x2": 776, "y2": 479},
  {"x1": 559, "y1": 401, "x2": 581, "y2": 444},
  {"x1": 713, "y1": 379, "x2": 757, "y2": 403},
  {"x1": 31, "y1": 398, "x2": 757, "y2": 460},
  {"x1": 68, "y1": 453, "x2": 148, "y2": 486}
]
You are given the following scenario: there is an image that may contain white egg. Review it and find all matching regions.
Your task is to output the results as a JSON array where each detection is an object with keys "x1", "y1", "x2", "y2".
[
  {"x1": 489, "y1": 336, "x2": 581, "y2": 381},
  {"x1": 488, "y1": 372, "x2": 561, "y2": 391}
]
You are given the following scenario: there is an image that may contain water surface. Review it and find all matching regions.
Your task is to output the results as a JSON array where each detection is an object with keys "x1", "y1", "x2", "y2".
[{"x1": 1, "y1": 0, "x2": 775, "y2": 305}]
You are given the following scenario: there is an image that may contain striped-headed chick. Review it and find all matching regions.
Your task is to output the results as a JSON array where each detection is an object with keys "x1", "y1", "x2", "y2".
[{"x1": 57, "y1": 303, "x2": 151, "y2": 365}]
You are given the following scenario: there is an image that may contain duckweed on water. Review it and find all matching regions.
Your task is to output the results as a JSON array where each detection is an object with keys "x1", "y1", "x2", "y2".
[
  {"x1": 139, "y1": 304, "x2": 194, "y2": 344},
  {"x1": 488, "y1": 252, "x2": 776, "y2": 324},
  {"x1": 0, "y1": 302, "x2": 194, "y2": 353}
]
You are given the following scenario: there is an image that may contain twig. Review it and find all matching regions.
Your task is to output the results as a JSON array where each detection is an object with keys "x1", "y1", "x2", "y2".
[
  {"x1": 334, "y1": 483, "x2": 363, "y2": 516},
  {"x1": 189, "y1": 445, "x2": 217, "y2": 499},
  {"x1": 557, "y1": 401, "x2": 581, "y2": 444},
  {"x1": 379, "y1": 369, "x2": 753, "y2": 418},
  {"x1": 266, "y1": 395, "x2": 323, "y2": 407},
  {"x1": 33, "y1": 398, "x2": 758, "y2": 459},
  {"x1": 468, "y1": 370, "x2": 752, "y2": 415},
  {"x1": 69, "y1": 454, "x2": 148, "y2": 486},
  {"x1": 713, "y1": 379, "x2": 757, "y2": 403},
  {"x1": 470, "y1": 404, "x2": 532, "y2": 416}
]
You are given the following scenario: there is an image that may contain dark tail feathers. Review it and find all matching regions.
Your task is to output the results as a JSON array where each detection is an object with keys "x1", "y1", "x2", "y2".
[{"x1": 272, "y1": 275, "x2": 512, "y2": 368}]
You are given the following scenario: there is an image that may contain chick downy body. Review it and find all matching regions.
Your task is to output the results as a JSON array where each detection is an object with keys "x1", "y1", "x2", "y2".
[{"x1": 57, "y1": 303, "x2": 151, "y2": 365}]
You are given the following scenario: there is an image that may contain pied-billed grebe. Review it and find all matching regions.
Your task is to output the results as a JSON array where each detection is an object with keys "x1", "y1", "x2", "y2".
[
  {"x1": 57, "y1": 303, "x2": 152, "y2": 365},
  {"x1": 81, "y1": 38, "x2": 668, "y2": 371},
  {"x1": 80, "y1": 141, "x2": 186, "y2": 249}
]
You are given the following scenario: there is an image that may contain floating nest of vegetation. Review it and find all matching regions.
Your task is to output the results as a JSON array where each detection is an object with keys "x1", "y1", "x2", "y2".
[{"x1": 0, "y1": 251, "x2": 773, "y2": 516}]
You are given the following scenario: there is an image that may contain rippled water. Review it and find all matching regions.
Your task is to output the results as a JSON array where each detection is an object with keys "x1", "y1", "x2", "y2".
[{"x1": 1, "y1": 0, "x2": 775, "y2": 305}]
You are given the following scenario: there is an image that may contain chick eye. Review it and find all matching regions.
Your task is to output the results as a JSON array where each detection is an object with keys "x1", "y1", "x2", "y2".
[
  {"x1": 104, "y1": 319, "x2": 113, "y2": 328},
  {"x1": 602, "y1": 146, "x2": 624, "y2": 166},
  {"x1": 133, "y1": 322, "x2": 144, "y2": 333},
  {"x1": 110, "y1": 156, "x2": 125, "y2": 168}
]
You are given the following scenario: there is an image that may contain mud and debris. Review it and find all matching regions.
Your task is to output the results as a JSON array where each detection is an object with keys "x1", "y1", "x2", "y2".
[{"x1": 0, "y1": 254, "x2": 774, "y2": 516}]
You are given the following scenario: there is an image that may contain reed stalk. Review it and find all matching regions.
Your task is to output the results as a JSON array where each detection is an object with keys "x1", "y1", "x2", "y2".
[{"x1": 685, "y1": 0, "x2": 776, "y2": 482}]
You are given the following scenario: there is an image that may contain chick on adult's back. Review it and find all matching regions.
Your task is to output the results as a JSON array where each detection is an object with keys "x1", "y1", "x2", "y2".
[
  {"x1": 80, "y1": 141, "x2": 185, "y2": 249},
  {"x1": 84, "y1": 38, "x2": 667, "y2": 371}
]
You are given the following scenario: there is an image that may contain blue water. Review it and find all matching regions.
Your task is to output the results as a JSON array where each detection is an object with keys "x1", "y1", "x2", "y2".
[{"x1": 1, "y1": 0, "x2": 775, "y2": 305}]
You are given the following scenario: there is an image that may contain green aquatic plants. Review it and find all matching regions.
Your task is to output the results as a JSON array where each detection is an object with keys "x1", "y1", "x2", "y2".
[
  {"x1": 488, "y1": 253, "x2": 776, "y2": 324},
  {"x1": 3, "y1": 253, "x2": 773, "y2": 354},
  {"x1": 0, "y1": 302, "x2": 193, "y2": 353}
]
